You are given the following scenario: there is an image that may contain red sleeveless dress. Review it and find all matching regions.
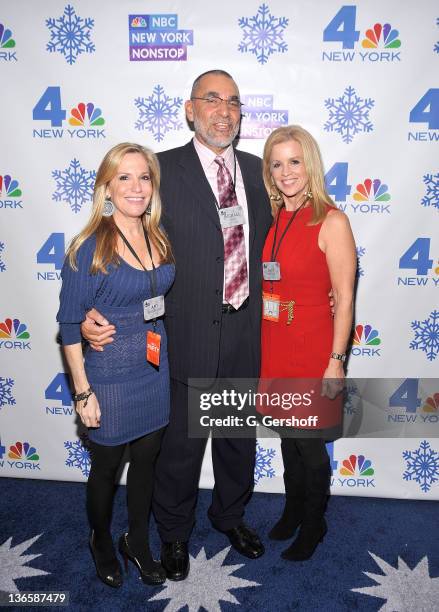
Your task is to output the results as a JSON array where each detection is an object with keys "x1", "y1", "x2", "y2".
[{"x1": 259, "y1": 205, "x2": 340, "y2": 430}]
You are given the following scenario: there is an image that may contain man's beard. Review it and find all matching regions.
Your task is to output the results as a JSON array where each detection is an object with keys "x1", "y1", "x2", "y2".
[{"x1": 193, "y1": 115, "x2": 240, "y2": 149}]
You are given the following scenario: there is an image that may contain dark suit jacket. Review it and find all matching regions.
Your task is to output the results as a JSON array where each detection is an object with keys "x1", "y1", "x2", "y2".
[{"x1": 158, "y1": 141, "x2": 272, "y2": 383}]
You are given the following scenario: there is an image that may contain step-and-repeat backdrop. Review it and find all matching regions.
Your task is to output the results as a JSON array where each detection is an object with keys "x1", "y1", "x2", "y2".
[{"x1": 1, "y1": 1, "x2": 438, "y2": 499}]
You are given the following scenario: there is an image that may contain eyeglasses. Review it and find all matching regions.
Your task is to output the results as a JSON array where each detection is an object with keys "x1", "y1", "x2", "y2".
[{"x1": 191, "y1": 95, "x2": 244, "y2": 110}]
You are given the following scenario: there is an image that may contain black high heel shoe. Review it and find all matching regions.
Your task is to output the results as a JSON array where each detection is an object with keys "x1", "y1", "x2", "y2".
[
  {"x1": 118, "y1": 533, "x2": 166, "y2": 586},
  {"x1": 89, "y1": 531, "x2": 123, "y2": 588}
]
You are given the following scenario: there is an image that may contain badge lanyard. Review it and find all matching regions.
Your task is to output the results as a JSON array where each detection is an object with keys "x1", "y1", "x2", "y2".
[
  {"x1": 116, "y1": 226, "x2": 163, "y2": 366},
  {"x1": 266, "y1": 201, "x2": 306, "y2": 294}
]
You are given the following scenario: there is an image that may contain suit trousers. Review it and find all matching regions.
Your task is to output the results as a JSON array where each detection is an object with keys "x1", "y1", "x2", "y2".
[{"x1": 153, "y1": 306, "x2": 257, "y2": 541}]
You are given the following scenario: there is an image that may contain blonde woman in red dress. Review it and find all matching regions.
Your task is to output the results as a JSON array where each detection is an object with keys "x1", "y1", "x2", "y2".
[{"x1": 260, "y1": 125, "x2": 356, "y2": 560}]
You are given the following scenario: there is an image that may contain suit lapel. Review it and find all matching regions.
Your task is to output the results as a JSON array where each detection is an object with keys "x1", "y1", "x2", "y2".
[{"x1": 178, "y1": 141, "x2": 221, "y2": 229}]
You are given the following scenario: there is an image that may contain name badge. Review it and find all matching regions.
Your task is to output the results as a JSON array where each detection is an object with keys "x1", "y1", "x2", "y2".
[
  {"x1": 263, "y1": 261, "x2": 281, "y2": 281},
  {"x1": 143, "y1": 295, "x2": 165, "y2": 321},
  {"x1": 262, "y1": 291, "x2": 280, "y2": 322},
  {"x1": 146, "y1": 331, "x2": 161, "y2": 366},
  {"x1": 219, "y1": 205, "x2": 246, "y2": 229}
]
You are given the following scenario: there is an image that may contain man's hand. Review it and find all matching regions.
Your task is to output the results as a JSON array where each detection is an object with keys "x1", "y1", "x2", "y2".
[{"x1": 81, "y1": 308, "x2": 116, "y2": 351}]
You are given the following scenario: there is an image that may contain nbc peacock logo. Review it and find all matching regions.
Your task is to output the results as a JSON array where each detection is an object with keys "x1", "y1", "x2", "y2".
[
  {"x1": 340, "y1": 454, "x2": 374, "y2": 476},
  {"x1": 331, "y1": 453, "x2": 375, "y2": 488},
  {"x1": 353, "y1": 179, "x2": 390, "y2": 203},
  {"x1": 361, "y1": 23, "x2": 401, "y2": 49},
  {"x1": 6, "y1": 441, "x2": 41, "y2": 471},
  {"x1": 423, "y1": 393, "x2": 439, "y2": 413},
  {"x1": 0, "y1": 318, "x2": 31, "y2": 350},
  {"x1": 68, "y1": 102, "x2": 105, "y2": 127},
  {"x1": 0, "y1": 175, "x2": 23, "y2": 209},
  {"x1": 351, "y1": 324, "x2": 381, "y2": 357},
  {"x1": 0, "y1": 23, "x2": 17, "y2": 61}
]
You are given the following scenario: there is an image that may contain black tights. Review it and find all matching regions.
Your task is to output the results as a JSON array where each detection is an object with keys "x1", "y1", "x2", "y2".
[
  {"x1": 281, "y1": 437, "x2": 330, "y2": 470},
  {"x1": 87, "y1": 428, "x2": 164, "y2": 559}
]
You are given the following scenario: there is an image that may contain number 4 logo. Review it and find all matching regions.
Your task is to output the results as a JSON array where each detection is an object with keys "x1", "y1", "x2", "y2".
[
  {"x1": 37, "y1": 233, "x2": 65, "y2": 270},
  {"x1": 409, "y1": 89, "x2": 439, "y2": 130},
  {"x1": 323, "y1": 6, "x2": 360, "y2": 49},
  {"x1": 399, "y1": 238, "x2": 433, "y2": 275},
  {"x1": 33, "y1": 87, "x2": 66, "y2": 127},
  {"x1": 389, "y1": 379, "x2": 421, "y2": 413}
]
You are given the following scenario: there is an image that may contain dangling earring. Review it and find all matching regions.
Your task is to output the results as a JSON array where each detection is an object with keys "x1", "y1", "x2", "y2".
[
  {"x1": 269, "y1": 177, "x2": 282, "y2": 202},
  {"x1": 304, "y1": 187, "x2": 313, "y2": 200},
  {"x1": 145, "y1": 201, "x2": 152, "y2": 216},
  {"x1": 102, "y1": 196, "x2": 115, "y2": 217}
]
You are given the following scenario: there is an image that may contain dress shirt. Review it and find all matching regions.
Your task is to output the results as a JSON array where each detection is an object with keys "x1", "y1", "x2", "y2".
[{"x1": 192, "y1": 136, "x2": 250, "y2": 302}]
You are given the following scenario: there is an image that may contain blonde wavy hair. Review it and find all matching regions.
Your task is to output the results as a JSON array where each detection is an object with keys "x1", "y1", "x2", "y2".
[
  {"x1": 67, "y1": 143, "x2": 172, "y2": 273},
  {"x1": 262, "y1": 125, "x2": 336, "y2": 224}
]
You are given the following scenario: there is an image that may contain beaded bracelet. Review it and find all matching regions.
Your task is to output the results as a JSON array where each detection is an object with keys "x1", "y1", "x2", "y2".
[{"x1": 73, "y1": 387, "x2": 94, "y2": 407}]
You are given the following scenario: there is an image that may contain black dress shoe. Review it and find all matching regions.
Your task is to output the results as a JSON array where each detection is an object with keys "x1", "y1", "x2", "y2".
[
  {"x1": 118, "y1": 533, "x2": 166, "y2": 586},
  {"x1": 224, "y1": 523, "x2": 265, "y2": 559},
  {"x1": 89, "y1": 531, "x2": 123, "y2": 588},
  {"x1": 161, "y1": 541, "x2": 190, "y2": 581}
]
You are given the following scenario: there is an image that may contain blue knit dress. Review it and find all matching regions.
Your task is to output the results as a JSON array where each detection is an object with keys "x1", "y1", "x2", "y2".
[{"x1": 57, "y1": 235, "x2": 175, "y2": 446}]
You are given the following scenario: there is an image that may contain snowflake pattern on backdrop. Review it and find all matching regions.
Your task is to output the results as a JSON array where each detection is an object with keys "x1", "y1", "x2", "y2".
[
  {"x1": 344, "y1": 382, "x2": 360, "y2": 416},
  {"x1": 356, "y1": 246, "x2": 366, "y2": 277},
  {"x1": 352, "y1": 551, "x2": 439, "y2": 610},
  {"x1": 149, "y1": 546, "x2": 260, "y2": 610},
  {"x1": 409, "y1": 310, "x2": 439, "y2": 362},
  {"x1": 64, "y1": 437, "x2": 91, "y2": 477},
  {"x1": 254, "y1": 442, "x2": 276, "y2": 484},
  {"x1": 46, "y1": 4, "x2": 95, "y2": 65},
  {"x1": 0, "y1": 242, "x2": 5, "y2": 272},
  {"x1": 434, "y1": 18, "x2": 439, "y2": 54},
  {"x1": 0, "y1": 534, "x2": 49, "y2": 592},
  {"x1": 134, "y1": 85, "x2": 183, "y2": 142},
  {"x1": 324, "y1": 86, "x2": 375, "y2": 144},
  {"x1": 52, "y1": 159, "x2": 96, "y2": 213},
  {"x1": 238, "y1": 4, "x2": 289, "y2": 65},
  {"x1": 0, "y1": 377, "x2": 15, "y2": 409},
  {"x1": 403, "y1": 440, "x2": 439, "y2": 493},
  {"x1": 421, "y1": 172, "x2": 439, "y2": 211}
]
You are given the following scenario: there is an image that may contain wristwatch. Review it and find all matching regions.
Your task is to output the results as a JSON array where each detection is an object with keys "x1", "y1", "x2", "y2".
[{"x1": 330, "y1": 352, "x2": 346, "y2": 362}]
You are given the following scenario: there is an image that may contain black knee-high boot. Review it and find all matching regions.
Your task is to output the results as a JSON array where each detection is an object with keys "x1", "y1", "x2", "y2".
[
  {"x1": 269, "y1": 439, "x2": 305, "y2": 540},
  {"x1": 281, "y1": 457, "x2": 330, "y2": 561}
]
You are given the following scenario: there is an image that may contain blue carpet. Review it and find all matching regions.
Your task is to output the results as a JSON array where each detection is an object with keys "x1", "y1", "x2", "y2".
[{"x1": 1, "y1": 478, "x2": 438, "y2": 611}]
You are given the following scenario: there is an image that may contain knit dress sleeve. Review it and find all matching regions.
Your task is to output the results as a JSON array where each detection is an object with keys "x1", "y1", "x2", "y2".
[{"x1": 56, "y1": 236, "x2": 100, "y2": 345}]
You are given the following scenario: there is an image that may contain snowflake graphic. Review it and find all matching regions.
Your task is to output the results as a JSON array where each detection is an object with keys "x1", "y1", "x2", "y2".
[
  {"x1": 421, "y1": 172, "x2": 439, "y2": 211},
  {"x1": 46, "y1": 4, "x2": 95, "y2": 65},
  {"x1": 134, "y1": 85, "x2": 183, "y2": 143},
  {"x1": 324, "y1": 86, "x2": 375, "y2": 144},
  {"x1": 352, "y1": 551, "x2": 439, "y2": 610},
  {"x1": 0, "y1": 534, "x2": 49, "y2": 592},
  {"x1": 52, "y1": 159, "x2": 96, "y2": 213},
  {"x1": 0, "y1": 242, "x2": 5, "y2": 272},
  {"x1": 238, "y1": 3, "x2": 289, "y2": 65},
  {"x1": 149, "y1": 546, "x2": 260, "y2": 610},
  {"x1": 410, "y1": 310, "x2": 439, "y2": 362},
  {"x1": 356, "y1": 246, "x2": 366, "y2": 277},
  {"x1": 64, "y1": 437, "x2": 91, "y2": 477},
  {"x1": 254, "y1": 442, "x2": 276, "y2": 484},
  {"x1": 343, "y1": 382, "x2": 359, "y2": 415},
  {"x1": 0, "y1": 377, "x2": 15, "y2": 408},
  {"x1": 403, "y1": 440, "x2": 439, "y2": 493},
  {"x1": 434, "y1": 18, "x2": 439, "y2": 54}
]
